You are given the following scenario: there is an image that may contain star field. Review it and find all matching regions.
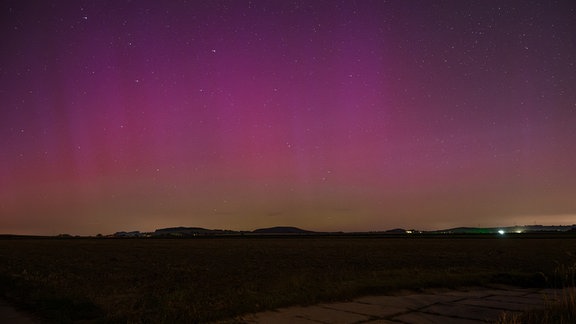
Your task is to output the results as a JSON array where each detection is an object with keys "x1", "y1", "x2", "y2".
[{"x1": 1, "y1": 1, "x2": 576, "y2": 235}]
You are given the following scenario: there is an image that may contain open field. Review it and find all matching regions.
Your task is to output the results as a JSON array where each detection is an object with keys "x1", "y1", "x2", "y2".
[{"x1": 1, "y1": 236, "x2": 575, "y2": 323}]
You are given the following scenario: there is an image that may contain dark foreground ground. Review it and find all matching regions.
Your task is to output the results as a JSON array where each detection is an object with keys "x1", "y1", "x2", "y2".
[{"x1": 0, "y1": 235, "x2": 575, "y2": 323}]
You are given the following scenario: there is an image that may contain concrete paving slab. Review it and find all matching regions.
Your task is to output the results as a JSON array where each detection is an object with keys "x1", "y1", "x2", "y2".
[
  {"x1": 392, "y1": 311, "x2": 485, "y2": 324},
  {"x1": 421, "y1": 302, "x2": 505, "y2": 322},
  {"x1": 220, "y1": 287, "x2": 564, "y2": 323},
  {"x1": 471, "y1": 289, "x2": 535, "y2": 297},
  {"x1": 245, "y1": 305, "x2": 372, "y2": 324},
  {"x1": 402, "y1": 294, "x2": 464, "y2": 309},
  {"x1": 291, "y1": 305, "x2": 371, "y2": 323},
  {"x1": 354, "y1": 295, "x2": 410, "y2": 308},
  {"x1": 360, "y1": 319, "x2": 398, "y2": 323},
  {"x1": 485, "y1": 294, "x2": 549, "y2": 306},
  {"x1": 240, "y1": 310, "x2": 321, "y2": 323},
  {"x1": 321, "y1": 301, "x2": 405, "y2": 317},
  {"x1": 355, "y1": 294, "x2": 460, "y2": 310},
  {"x1": 455, "y1": 298, "x2": 538, "y2": 311},
  {"x1": 484, "y1": 284, "x2": 537, "y2": 292},
  {"x1": 441, "y1": 291, "x2": 492, "y2": 299}
]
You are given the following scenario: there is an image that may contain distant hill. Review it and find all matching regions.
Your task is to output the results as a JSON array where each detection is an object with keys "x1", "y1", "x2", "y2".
[
  {"x1": 153, "y1": 226, "x2": 238, "y2": 237},
  {"x1": 113, "y1": 231, "x2": 146, "y2": 238},
  {"x1": 108, "y1": 224, "x2": 575, "y2": 238},
  {"x1": 252, "y1": 226, "x2": 314, "y2": 234},
  {"x1": 433, "y1": 225, "x2": 575, "y2": 234},
  {"x1": 384, "y1": 228, "x2": 408, "y2": 234},
  {"x1": 435, "y1": 227, "x2": 491, "y2": 234}
]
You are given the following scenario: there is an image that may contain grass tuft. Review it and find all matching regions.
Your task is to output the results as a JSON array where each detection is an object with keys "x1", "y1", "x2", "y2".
[{"x1": 498, "y1": 259, "x2": 576, "y2": 323}]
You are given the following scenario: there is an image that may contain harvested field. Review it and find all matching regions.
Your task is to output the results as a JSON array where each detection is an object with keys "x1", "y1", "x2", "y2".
[{"x1": 0, "y1": 236, "x2": 575, "y2": 323}]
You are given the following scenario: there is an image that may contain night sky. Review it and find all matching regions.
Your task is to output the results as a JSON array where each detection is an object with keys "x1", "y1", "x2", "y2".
[{"x1": 1, "y1": 1, "x2": 576, "y2": 235}]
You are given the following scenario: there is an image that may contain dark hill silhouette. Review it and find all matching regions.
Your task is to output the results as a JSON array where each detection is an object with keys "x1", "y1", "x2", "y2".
[
  {"x1": 432, "y1": 225, "x2": 575, "y2": 234},
  {"x1": 439, "y1": 227, "x2": 487, "y2": 234},
  {"x1": 252, "y1": 226, "x2": 314, "y2": 234},
  {"x1": 384, "y1": 228, "x2": 407, "y2": 234},
  {"x1": 153, "y1": 227, "x2": 237, "y2": 237}
]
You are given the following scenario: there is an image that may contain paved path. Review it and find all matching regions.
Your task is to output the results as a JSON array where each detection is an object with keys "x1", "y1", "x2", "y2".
[
  {"x1": 1, "y1": 286, "x2": 567, "y2": 323},
  {"x1": 0, "y1": 299, "x2": 41, "y2": 324},
  {"x1": 224, "y1": 286, "x2": 565, "y2": 323}
]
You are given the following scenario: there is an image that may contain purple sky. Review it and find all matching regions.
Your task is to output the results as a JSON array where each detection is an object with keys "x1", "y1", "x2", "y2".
[{"x1": 1, "y1": 1, "x2": 576, "y2": 235}]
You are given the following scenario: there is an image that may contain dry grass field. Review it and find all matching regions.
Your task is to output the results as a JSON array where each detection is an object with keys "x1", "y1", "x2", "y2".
[{"x1": 1, "y1": 235, "x2": 575, "y2": 323}]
